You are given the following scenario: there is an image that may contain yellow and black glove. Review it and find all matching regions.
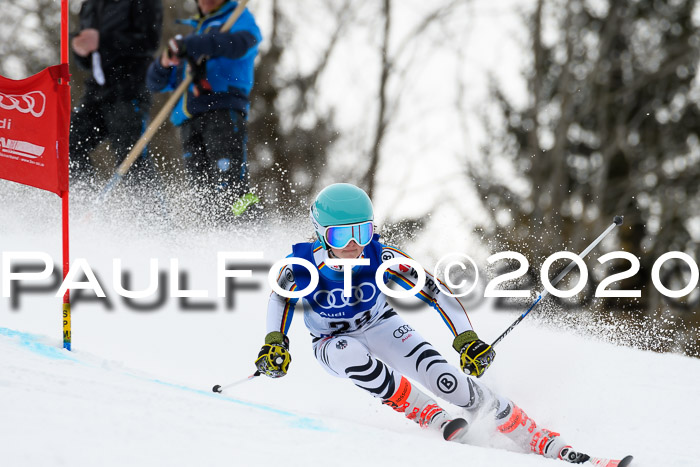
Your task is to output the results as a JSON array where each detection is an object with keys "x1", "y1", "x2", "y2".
[
  {"x1": 453, "y1": 330, "x2": 495, "y2": 378},
  {"x1": 255, "y1": 332, "x2": 291, "y2": 378}
]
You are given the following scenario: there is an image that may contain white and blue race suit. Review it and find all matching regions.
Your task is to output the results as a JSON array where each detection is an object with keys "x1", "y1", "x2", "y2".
[
  {"x1": 267, "y1": 234, "x2": 473, "y2": 339},
  {"x1": 264, "y1": 235, "x2": 580, "y2": 456},
  {"x1": 266, "y1": 234, "x2": 510, "y2": 415}
]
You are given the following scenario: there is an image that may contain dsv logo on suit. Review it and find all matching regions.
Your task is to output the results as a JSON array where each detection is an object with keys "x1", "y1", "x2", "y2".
[{"x1": 312, "y1": 283, "x2": 377, "y2": 309}]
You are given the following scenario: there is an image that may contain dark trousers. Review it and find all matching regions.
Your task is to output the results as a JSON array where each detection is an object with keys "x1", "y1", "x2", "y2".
[
  {"x1": 180, "y1": 109, "x2": 249, "y2": 200},
  {"x1": 69, "y1": 95, "x2": 154, "y2": 182}
]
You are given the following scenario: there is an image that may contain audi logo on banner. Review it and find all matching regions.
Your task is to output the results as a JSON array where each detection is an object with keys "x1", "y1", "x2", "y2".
[
  {"x1": 0, "y1": 91, "x2": 46, "y2": 118},
  {"x1": 312, "y1": 282, "x2": 377, "y2": 309}
]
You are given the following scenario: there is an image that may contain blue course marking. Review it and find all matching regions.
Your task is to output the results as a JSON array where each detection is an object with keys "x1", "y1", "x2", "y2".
[
  {"x1": 151, "y1": 379, "x2": 331, "y2": 432},
  {"x1": 0, "y1": 327, "x2": 77, "y2": 362},
  {"x1": 1, "y1": 326, "x2": 329, "y2": 432}
]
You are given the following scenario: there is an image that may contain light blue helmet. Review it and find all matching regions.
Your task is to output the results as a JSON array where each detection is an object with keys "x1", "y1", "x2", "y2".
[{"x1": 310, "y1": 183, "x2": 374, "y2": 249}]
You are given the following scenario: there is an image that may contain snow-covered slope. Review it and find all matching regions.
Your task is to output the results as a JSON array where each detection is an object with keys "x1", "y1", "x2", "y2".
[
  {"x1": 1, "y1": 185, "x2": 699, "y2": 467},
  {"x1": 2, "y1": 313, "x2": 699, "y2": 467}
]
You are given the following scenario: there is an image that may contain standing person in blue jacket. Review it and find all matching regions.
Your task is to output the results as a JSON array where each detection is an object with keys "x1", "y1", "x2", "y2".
[
  {"x1": 254, "y1": 183, "x2": 599, "y2": 464},
  {"x1": 146, "y1": 0, "x2": 261, "y2": 219}
]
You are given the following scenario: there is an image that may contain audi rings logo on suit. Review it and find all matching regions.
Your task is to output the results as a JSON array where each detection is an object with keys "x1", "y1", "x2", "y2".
[
  {"x1": 312, "y1": 282, "x2": 378, "y2": 309},
  {"x1": 392, "y1": 325, "x2": 414, "y2": 339}
]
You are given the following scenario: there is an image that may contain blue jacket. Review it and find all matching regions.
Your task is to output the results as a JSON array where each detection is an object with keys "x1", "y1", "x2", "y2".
[{"x1": 146, "y1": 1, "x2": 261, "y2": 126}]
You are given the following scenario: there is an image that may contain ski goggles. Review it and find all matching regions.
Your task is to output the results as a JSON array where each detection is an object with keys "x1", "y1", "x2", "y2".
[{"x1": 321, "y1": 221, "x2": 374, "y2": 249}]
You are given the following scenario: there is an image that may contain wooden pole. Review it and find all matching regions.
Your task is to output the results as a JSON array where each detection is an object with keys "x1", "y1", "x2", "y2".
[{"x1": 98, "y1": 0, "x2": 251, "y2": 201}]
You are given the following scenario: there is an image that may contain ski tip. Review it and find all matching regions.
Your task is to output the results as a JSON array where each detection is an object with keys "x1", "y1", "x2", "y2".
[
  {"x1": 589, "y1": 454, "x2": 633, "y2": 467},
  {"x1": 618, "y1": 455, "x2": 633, "y2": 467},
  {"x1": 443, "y1": 418, "x2": 468, "y2": 441},
  {"x1": 212, "y1": 384, "x2": 222, "y2": 393},
  {"x1": 613, "y1": 215, "x2": 624, "y2": 225}
]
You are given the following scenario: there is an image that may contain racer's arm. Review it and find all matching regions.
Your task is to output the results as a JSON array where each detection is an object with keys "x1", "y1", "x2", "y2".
[
  {"x1": 381, "y1": 244, "x2": 495, "y2": 377},
  {"x1": 381, "y1": 245, "x2": 473, "y2": 337},
  {"x1": 256, "y1": 259, "x2": 298, "y2": 378},
  {"x1": 266, "y1": 262, "x2": 299, "y2": 335}
]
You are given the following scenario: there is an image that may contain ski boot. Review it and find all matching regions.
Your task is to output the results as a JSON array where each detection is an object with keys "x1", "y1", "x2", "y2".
[
  {"x1": 383, "y1": 376, "x2": 468, "y2": 441},
  {"x1": 558, "y1": 446, "x2": 591, "y2": 464},
  {"x1": 497, "y1": 402, "x2": 590, "y2": 463}
]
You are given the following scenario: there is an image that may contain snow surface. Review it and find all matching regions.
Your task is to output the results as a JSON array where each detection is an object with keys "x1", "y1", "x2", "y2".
[{"x1": 1, "y1": 183, "x2": 700, "y2": 467}]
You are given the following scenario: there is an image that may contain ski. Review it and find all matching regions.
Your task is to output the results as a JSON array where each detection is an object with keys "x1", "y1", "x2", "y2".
[
  {"x1": 588, "y1": 455, "x2": 633, "y2": 466},
  {"x1": 443, "y1": 417, "x2": 468, "y2": 441}
]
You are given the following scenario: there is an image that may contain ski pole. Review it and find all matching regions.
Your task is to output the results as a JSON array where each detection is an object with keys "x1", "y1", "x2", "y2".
[
  {"x1": 212, "y1": 370, "x2": 261, "y2": 394},
  {"x1": 96, "y1": 0, "x2": 252, "y2": 203},
  {"x1": 491, "y1": 216, "x2": 624, "y2": 348}
]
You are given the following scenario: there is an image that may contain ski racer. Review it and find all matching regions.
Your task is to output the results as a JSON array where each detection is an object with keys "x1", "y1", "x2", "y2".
[{"x1": 254, "y1": 183, "x2": 593, "y2": 464}]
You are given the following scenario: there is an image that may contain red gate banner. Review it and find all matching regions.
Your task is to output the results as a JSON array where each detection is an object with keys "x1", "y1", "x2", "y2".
[{"x1": 0, "y1": 65, "x2": 70, "y2": 196}]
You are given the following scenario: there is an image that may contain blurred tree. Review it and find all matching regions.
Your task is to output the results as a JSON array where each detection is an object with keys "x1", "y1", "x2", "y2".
[
  {"x1": 0, "y1": 1, "x2": 62, "y2": 78},
  {"x1": 472, "y1": 0, "x2": 700, "y2": 353},
  {"x1": 246, "y1": 0, "x2": 348, "y2": 212},
  {"x1": 363, "y1": 0, "x2": 468, "y2": 199}
]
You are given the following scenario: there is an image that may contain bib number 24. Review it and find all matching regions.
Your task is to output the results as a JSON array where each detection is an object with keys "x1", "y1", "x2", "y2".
[{"x1": 329, "y1": 311, "x2": 372, "y2": 334}]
